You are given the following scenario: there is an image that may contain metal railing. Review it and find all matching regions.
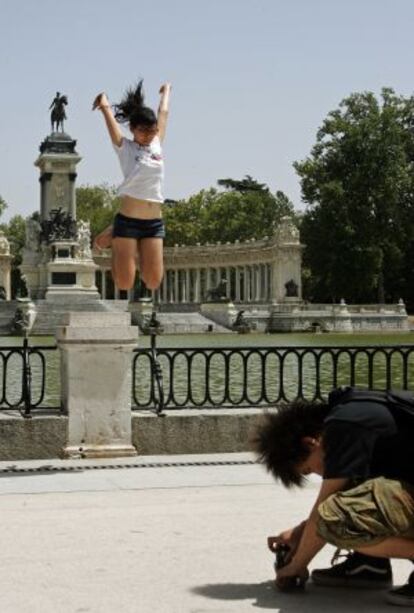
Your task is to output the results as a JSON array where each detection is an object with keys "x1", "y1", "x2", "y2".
[
  {"x1": 132, "y1": 343, "x2": 414, "y2": 411},
  {"x1": 0, "y1": 340, "x2": 60, "y2": 417}
]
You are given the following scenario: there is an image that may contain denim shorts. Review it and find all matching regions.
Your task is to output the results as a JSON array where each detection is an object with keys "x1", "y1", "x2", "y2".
[{"x1": 112, "y1": 213, "x2": 165, "y2": 240}]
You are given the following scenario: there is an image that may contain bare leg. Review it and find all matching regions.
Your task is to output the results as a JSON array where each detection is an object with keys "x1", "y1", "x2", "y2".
[
  {"x1": 357, "y1": 537, "x2": 414, "y2": 559},
  {"x1": 111, "y1": 237, "x2": 138, "y2": 290},
  {"x1": 138, "y1": 238, "x2": 164, "y2": 291}
]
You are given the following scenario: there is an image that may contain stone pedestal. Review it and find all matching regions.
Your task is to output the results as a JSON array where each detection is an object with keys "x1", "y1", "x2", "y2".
[
  {"x1": 45, "y1": 240, "x2": 99, "y2": 301},
  {"x1": 128, "y1": 300, "x2": 153, "y2": 328},
  {"x1": 57, "y1": 312, "x2": 138, "y2": 459},
  {"x1": 200, "y1": 301, "x2": 238, "y2": 328}
]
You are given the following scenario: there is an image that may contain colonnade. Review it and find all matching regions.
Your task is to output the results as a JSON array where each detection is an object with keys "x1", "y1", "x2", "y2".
[{"x1": 97, "y1": 264, "x2": 273, "y2": 304}]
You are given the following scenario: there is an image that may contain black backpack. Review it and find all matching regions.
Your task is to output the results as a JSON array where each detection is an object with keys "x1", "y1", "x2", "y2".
[{"x1": 328, "y1": 387, "x2": 414, "y2": 425}]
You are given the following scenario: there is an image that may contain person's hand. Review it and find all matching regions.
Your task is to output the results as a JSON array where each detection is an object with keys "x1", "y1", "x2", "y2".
[
  {"x1": 276, "y1": 561, "x2": 309, "y2": 591},
  {"x1": 268, "y1": 530, "x2": 298, "y2": 555},
  {"x1": 159, "y1": 83, "x2": 172, "y2": 94},
  {"x1": 268, "y1": 520, "x2": 306, "y2": 554},
  {"x1": 92, "y1": 92, "x2": 110, "y2": 111}
]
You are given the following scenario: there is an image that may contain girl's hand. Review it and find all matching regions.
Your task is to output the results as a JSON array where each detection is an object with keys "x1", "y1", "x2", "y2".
[
  {"x1": 92, "y1": 92, "x2": 110, "y2": 111},
  {"x1": 159, "y1": 83, "x2": 172, "y2": 94}
]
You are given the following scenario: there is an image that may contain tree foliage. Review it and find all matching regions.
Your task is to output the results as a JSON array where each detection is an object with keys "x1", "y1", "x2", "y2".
[
  {"x1": 295, "y1": 88, "x2": 414, "y2": 306},
  {"x1": 163, "y1": 177, "x2": 295, "y2": 246},
  {"x1": 76, "y1": 184, "x2": 120, "y2": 238}
]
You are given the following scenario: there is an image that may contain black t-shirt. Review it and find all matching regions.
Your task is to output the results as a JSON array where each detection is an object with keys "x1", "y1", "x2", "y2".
[{"x1": 323, "y1": 400, "x2": 414, "y2": 484}]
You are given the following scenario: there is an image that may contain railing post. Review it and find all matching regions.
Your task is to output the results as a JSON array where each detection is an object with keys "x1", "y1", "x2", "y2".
[{"x1": 57, "y1": 312, "x2": 138, "y2": 458}]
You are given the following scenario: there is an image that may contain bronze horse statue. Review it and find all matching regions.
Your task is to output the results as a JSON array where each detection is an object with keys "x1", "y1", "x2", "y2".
[{"x1": 49, "y1": 92, "x2": 68, "y2": 132}]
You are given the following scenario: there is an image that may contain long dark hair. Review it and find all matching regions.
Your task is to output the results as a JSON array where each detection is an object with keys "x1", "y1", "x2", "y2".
[{"x1": 114, "y1": 80, "x2": 157, "y2": 128}]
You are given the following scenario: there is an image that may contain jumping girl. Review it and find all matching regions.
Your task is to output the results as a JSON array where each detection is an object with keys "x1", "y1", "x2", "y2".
[{"x1": 92, "y1": 80, "x2": 171, "y2": 292}]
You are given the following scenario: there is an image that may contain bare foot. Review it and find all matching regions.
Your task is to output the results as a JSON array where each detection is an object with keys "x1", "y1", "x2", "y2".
[{"x1": 94, "y1": 226, "x2": 113, "y2": 250}]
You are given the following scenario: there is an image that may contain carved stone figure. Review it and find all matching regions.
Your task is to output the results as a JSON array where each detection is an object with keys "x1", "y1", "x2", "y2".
[
  {"x1": 76, "y1": 220, "x2": 92, "y2": 259},
  {"x1": 231, "y1": 310, "x2": 252, "y2": 334},
  {"x1": 205, "y1": 279, "x2": 229, "y2": 302},
  {"x1": 278, "y1": 216, "x2": 300, "y2": 243},
  {"x1": 40, "y1": 208, "x2": 77, "y2": 243},
  {"x1": 0, "y1": 231, "x2": 10, "y2": 255},
  {"x1": 25, "y1": 217, "x2": 41, "y2": 252},
  {"x1": 285, "y1": 279, "x2": 299, "y2": 298}
]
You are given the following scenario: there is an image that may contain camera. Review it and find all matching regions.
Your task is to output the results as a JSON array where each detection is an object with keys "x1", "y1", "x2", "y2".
[{"x1": 274, "y1": 544, "x2": 306, "y2": 592}]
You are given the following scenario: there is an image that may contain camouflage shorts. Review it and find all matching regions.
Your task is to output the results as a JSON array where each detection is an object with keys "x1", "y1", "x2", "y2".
[{"x1": 317, "y1": 477, "x2": 414, "y2": 549}]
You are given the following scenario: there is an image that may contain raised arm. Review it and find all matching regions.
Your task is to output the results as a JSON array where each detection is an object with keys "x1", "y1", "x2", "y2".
[
  {"x1": 92, "y1": 92, "x2": 123, "y2": 148},
  {"x1": 157, "y1": 83, "x2": 172, "y2": 143}
]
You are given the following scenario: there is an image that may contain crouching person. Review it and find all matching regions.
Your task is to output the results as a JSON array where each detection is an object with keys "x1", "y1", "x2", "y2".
[{"x1": 252, "y1": 388, "x2": 414, "y2": 607}]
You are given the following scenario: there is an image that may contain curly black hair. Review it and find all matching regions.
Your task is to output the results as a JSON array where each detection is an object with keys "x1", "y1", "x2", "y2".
[
  {"x1": 251, "y1": 401, "x2": 330, "y2": 488},
  {"x1": 114, "y1": 80, "x2": 157, "y2": 128}
]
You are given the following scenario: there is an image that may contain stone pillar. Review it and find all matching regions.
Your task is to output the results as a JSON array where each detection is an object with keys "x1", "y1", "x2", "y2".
[
  {"x1": 245, "y1": 266, "x2": 251, "y2": 302},
  {"x1": 114, "y1": 286, "x2": 120, "y2": 300},
  {"x1": 68, "y1": 172, "x2": 77, "y2": 218},
  {"x1": 255, "y1": 264, "x2": 261, "y2": 302},
  {"x1": 161, "y1": 273, "x2": 167, "y2": 304},
  {"x1": 168, "y1": 271, "x2": 174, "y2": 303},
  {"x1": 181, "y1": 270, "x2": 186, "y2": 303},
  {"x1": 57, "y1": 312, "x2": 137, "y2": 458},
  {"x1": 195, "y1": 268, "x2": 201, "y2": 303},
  {"x1": 235, "y1": 267, "x2": 241, "y2": 302},
  {"x1": 263, "y1": 264, "x2": 268, "y2": 302},
  {"x1": 225, "y1": 267, "x2": 231, "y2": 299},
  {"x1": 206, "y1": 268, "x2": 212, "y2": 292},
  {"x1": 185, "y1": 269, "x2": 191, "y2": 302},
  {"x1": 174, "y1": 269, "x2": 179, "y2": 303}
]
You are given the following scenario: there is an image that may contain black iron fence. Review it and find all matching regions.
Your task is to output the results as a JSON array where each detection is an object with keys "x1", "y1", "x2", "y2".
[
  {"x1": 3, "y1": 340, "x2": 414, "y2": 417},
  {"x1": 132, "y1": 344, "x2": 414, "y2": 412},
  {"x1": 0, "y1": 340, "x2": 60, "y2": 417}
]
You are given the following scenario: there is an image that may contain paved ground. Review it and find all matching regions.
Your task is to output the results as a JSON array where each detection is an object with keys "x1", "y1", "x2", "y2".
[{"x1": 0, "y1": 453, "x2": 411, "y2": 613}]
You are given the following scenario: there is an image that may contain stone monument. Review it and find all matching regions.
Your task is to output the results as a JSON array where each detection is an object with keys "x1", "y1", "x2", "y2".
[{"x1": 20, "y1": 94, "x2": 99, "y2": 302}]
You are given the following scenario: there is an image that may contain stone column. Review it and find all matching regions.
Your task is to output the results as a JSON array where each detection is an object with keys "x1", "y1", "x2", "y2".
[
  {"x1": 68, "y1": 172, "x2": 77, "y2": 219},
  {"x1": 57, "y1": 312, "x2": 137, "y2": 459},
  {"x1": 181, "y1": 270, "x2": 186, "y2": 303},
  {"x1": 114, "y1": 286, "x2": 120, "y2": 300},
  {"x1": 235, "y1": 267, "x2": 241, "y2": 302},
  {"x1": 168, "y1": 271, "x2": 174, "y2": 303},
  {"x1": 161, "y1": 273, "x2": 167, "y2": 304},
  {"x1": 255, "y1": 264, "x2": 261, "y2": 302},
  {"x1": 206, "y1": 268, "x2": 212, "y2": 292},
  {"x1": 195, "y1": 268, "x2": 201, "y2": 302},
  {"x1": 185, "y1": 269, "x2": 191, "y2": 302},
  {"x1": 174, "y1": 269, "x2": 179, "y2": 303},
  {"x1": 263, "y1": 264, "x2": 268, "y2": 302},
  {"x1": 225, "y1": 267, "x2": 231, "y2": 299},
  {"x1": 245, "y1": 266, "x2": 251, "y2": 302}
]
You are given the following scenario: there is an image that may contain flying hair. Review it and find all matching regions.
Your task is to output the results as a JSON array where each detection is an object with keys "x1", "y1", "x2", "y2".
[{"x1": 114, "y1": 79, "x2": 157, "y2": 128}]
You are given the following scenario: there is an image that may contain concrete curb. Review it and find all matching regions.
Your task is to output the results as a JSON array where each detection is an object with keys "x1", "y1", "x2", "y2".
[{"x1": 0, "y1": 409, "x2": 265, "y2": 461}]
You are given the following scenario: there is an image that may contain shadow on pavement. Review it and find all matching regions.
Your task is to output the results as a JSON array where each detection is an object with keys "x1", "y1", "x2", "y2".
[{"x1": 192, "y1": 580, "x2": 395, "y2": 611}]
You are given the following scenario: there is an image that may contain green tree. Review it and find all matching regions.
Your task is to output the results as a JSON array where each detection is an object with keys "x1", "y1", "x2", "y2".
[
  {"x1": 76, "y1": 184, "x2": 120, "y2": 238},
  {"x1": 163, "y1": 177, "x2": 295, "y2": 247},
  {"x1": 295, "y1": 89, "x2": 414, "y2": 305}
]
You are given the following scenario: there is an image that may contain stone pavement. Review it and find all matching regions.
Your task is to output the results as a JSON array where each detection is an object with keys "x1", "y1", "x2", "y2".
[{"x1": 0, "y1": 453, "x2": 411, "y2": 613}]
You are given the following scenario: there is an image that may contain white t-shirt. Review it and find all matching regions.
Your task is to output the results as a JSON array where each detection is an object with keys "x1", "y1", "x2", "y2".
[{"x1": 114, "y1": 136, "x2": 164, "y2": 203}]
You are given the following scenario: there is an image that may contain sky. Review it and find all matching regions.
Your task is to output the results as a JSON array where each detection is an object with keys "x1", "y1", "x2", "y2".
[{"x1": 0, "y1": 0, "x2": 414, "y2": 222}]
